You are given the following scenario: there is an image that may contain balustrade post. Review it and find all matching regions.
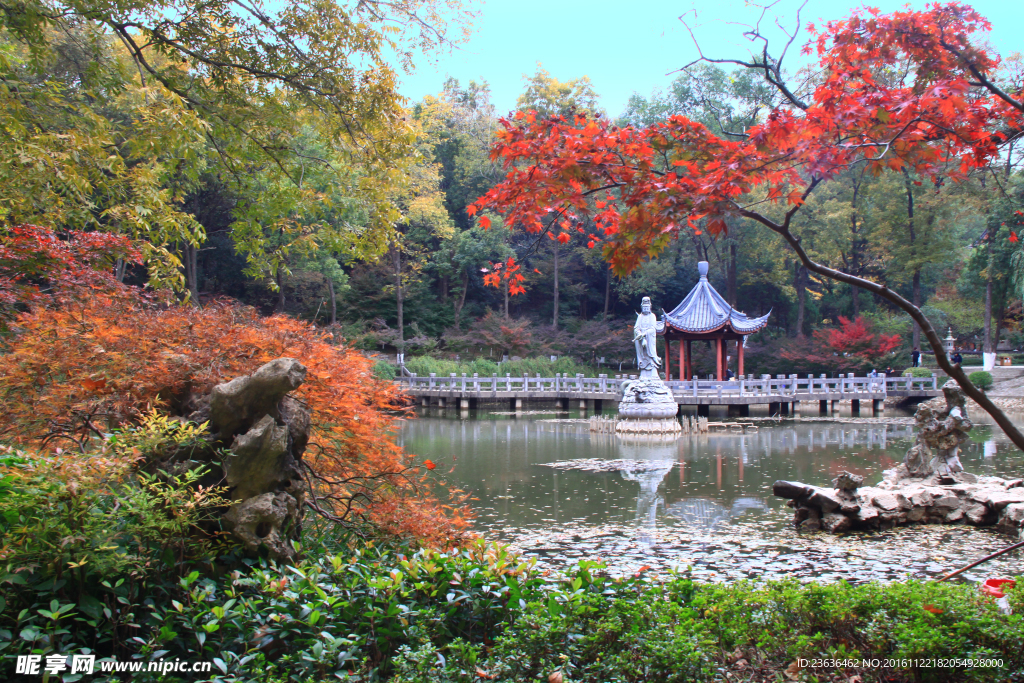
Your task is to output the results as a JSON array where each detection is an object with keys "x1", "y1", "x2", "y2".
[
  {"x1": 461, "y1": 373, "x2": 467, "y2": 392},
  {"x1": 429, "y1": 372, "x2": 436, "y2": 389}
]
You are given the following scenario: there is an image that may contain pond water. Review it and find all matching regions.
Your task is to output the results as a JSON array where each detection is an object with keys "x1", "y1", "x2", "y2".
[{"x1": 397, "y1": 405, "x2": 1024, "y2": 584}]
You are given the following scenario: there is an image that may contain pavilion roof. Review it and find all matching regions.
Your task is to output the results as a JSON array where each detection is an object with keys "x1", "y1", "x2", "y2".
[{"x1": 662, "y1": 261, "x2": 770, "y2": 335}]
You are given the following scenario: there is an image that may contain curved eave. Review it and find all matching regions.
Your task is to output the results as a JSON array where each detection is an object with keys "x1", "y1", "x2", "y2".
[{"x1": 662, "y1": 312, "x2": 771, "y2": 336}]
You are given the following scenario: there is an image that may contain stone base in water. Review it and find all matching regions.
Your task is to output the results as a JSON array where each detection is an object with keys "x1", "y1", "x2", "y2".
[
  {"x1": 616, "y1": 417, "x2": 682, "y2": 434},
  {"x1": 773, "y1": 470, "x2": 1024, "y2": 536}
]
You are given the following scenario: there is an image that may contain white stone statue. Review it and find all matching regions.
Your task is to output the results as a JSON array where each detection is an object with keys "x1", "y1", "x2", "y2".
[{"x1": 633, "y1": 296, "x2": 665, "y2": 379}]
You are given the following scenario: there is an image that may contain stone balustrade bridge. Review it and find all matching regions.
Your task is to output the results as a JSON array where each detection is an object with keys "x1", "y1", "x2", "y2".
[{"x1": 395, "y1": 372, "x2": 942, "y2": 416}]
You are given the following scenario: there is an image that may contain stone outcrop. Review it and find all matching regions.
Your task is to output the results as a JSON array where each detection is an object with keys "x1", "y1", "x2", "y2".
[
  {"x1": 773, "y1": 386, "x2": 1024, "y2": 537},
  {"x1": 177, "y1": 358, "x2": 310, "y2": 560}
]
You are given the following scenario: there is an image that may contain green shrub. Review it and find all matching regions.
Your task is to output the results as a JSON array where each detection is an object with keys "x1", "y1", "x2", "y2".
[
  {"x1": 903, "y1": 367, "x2": 937, "y2": 378},
  {"x1": 2, "y1": 528, "x2": 1022, "y2": 682},
  {"x1": 969, "y1": 370, "x2": 994, "y2": 391},
  {"x1": 372, "y1": 359, "x2": 397, "y2": 380}
]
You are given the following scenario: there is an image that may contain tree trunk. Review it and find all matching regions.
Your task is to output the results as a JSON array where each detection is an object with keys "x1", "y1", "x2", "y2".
[
  {"x1": 440, "y1": 274, "x2": 449, "y2": 303},
  {"x1": 454, "y1": 268, "x2": 469, "y2": 327},
  {"x1": 391, "y1": 244, "x2": 404, "y2": 353},
  {"x1": 728, "y1": 242, "x2": 737, "y2": 306},
  {"x1": 912, "y1": 270, "x2": 921, "y2": 352},
  {"x1": 603, "y1": 266, "x2": 611, "y2": 319},
  {"x1": 902, "y1": 169, "x2": 920, "y2": 350},
  {"x1": 183, "y1": 242, "x2": 199, "y2": 306},
  {"x1": 984, "y1": 267, "x2": 993, "y2": 355},
  {"x1": 275, "y1": 268, "x2": 285, "y2": 314},
  {"x1": 552, "y1": 239, "x2": 560, "y2": 328},
  {"x1": 503, "y1": 276, "x2": 509, "y2": 318},
  {"x1": 794, "y1": 264, "x2": 807, "y2": 337},
  {"x1": 850, "y1": 177, "x2": 861, "y2": 317},
  {"x1": 995, "y1": 302, "x2": 1005, "y2": 354},
  {"x1": 115, "y1": 258, "x2": 126, "y2": 283},
  {"x1": 327, "y1": 277, "x2": 337, "y2": 326}
]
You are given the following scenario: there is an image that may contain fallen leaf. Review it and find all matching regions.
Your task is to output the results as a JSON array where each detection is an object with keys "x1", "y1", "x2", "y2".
[{"x1": 548, "y1": 671, "x2": 563, "y2": 683}]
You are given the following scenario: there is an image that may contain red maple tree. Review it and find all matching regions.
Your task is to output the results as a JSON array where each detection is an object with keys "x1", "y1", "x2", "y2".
[
  {"x1": 782, "y1": 316, "x2": 901, "y2": 373},
  {"x1": 470, "y1": 3, "x2": 1024, "y2": 447}
]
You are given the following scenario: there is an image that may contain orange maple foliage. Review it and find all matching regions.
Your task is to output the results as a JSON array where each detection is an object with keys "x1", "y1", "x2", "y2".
[
  {"x1": 469, "y1": 3, "x2": 1023, "y2": 281},
  {"x1": 0, "y1": 230, "x2": 469, "y2": 546},
  {"x1": 482, "y1": 257, "x2": 526, "y2": 296}
]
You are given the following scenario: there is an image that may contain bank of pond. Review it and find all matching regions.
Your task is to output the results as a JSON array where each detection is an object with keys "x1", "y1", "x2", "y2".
[{"x1": 2, "y1": 539, "x2": 1022, "y2": 682}]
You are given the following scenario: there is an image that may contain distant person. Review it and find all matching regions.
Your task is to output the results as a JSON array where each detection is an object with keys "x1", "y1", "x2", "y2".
[
  {"x1": 885, "y1": 366, "x2": 894, "y2": 376},
  {"x1": 869, "y1": 368, "x2": 877, "y2": 377},
  {"x1": 725, "y1": 368, "x2": 734, "y2": 380},
  {"x1": 952, "y1": 351, "x2": 963, "y2": 365},
  {"x1": 911, "y1": 349, "x2": 921, "y2": 367}
]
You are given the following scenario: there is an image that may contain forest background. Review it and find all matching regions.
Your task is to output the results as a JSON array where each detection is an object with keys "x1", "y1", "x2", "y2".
[{"x1": 3, "y1": 1, "x2": 1021, "y2": 381}]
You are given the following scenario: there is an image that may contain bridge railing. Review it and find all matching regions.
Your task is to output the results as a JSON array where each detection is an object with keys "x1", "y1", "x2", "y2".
[{"x1": 395, "y1": 372, "x2": 939, "y2": 397}]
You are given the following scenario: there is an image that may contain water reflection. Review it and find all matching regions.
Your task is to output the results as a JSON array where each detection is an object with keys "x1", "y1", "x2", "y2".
[{"x1": 396, "y1": 414, "x2": 1023, "y2": 539}]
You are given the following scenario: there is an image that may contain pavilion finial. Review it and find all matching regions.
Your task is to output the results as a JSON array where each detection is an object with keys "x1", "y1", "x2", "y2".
[{"x1": 697, "y1": 261, "x2": 709, "y2": 279}]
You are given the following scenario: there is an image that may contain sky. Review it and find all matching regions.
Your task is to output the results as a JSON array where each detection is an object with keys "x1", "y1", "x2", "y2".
[{"x1": 395, "y1": 0, "x2": 1024, "y2": 117}]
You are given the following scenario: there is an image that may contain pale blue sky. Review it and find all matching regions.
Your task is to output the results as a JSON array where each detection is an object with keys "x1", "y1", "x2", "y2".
[{"x1": 396, "y1": 0, "x2": 1024, "y2": 117}]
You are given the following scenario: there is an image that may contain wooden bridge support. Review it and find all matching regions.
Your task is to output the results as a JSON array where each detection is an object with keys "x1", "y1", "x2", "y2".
[{"x1": 727, "y1": 404, "x2": 749, "y2": 417}]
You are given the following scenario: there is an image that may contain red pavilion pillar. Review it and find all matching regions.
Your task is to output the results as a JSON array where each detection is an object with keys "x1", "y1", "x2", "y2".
[
  {"x1": 738, "y1": 339, "x2": 745, "y2": 377},
  {"x1": 679, "y1": 338, "x2": 685, "y2": 381},
  {"x1": 686, "y1": 340, "x2": 693, "y2": 380},
  {"x1": 716, "y1": 338, "x2": 723, "y2": 380}
]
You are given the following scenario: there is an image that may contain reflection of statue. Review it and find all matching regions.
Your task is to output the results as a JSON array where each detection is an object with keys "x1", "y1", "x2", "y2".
[
  {"x1": 620, "y1": 459, "x2": 674, "y2": 548},
  {"x1": 633, "y1": 297, "x2": 664, "y2": 379},
  {"x1": 666, "y1": 497, "x2": 769, "y2": 533}
]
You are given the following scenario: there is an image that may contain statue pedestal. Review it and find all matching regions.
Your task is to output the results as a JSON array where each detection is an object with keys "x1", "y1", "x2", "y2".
[{"x1": 617, "y1": 377, "x2": 681, "y2": 433}]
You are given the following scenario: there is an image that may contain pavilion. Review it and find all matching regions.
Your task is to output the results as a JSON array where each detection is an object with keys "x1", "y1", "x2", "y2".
[{"x1": 659, "y1": 261, "x2": 770, "y2": 381}]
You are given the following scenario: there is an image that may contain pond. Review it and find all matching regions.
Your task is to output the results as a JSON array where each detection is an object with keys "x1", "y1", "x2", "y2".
[{"x1": 397, "y1": 405, "x2": 1024, "y2": 584}]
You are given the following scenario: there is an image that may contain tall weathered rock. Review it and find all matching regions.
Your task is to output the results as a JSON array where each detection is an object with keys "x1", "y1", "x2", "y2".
[
  {"x1": 187, "y1": 358, "x2": 310, "y2": 560},
  {"x1": 901, "y1": 385, "x2": 971, "y2": 479}
]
